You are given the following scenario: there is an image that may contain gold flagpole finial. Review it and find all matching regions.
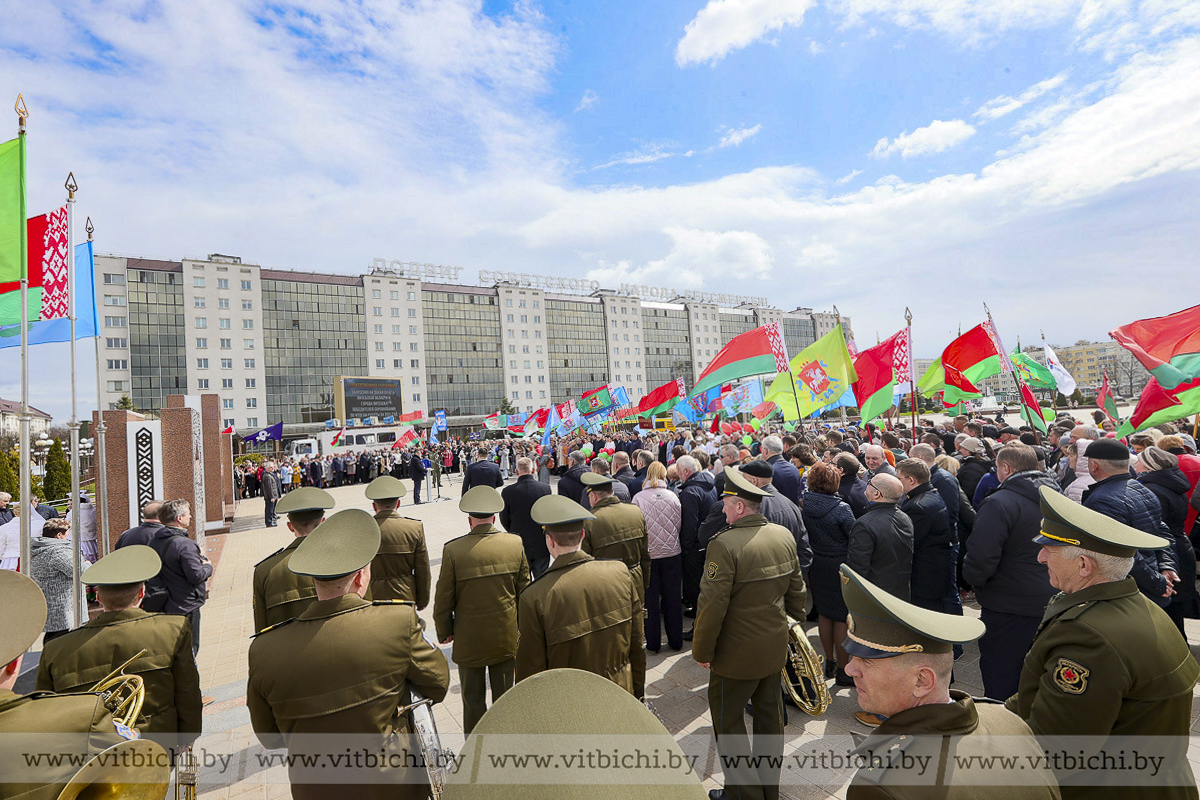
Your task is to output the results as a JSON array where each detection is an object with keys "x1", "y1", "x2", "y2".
[
  {"x1": 904, "y1": 307, "x2": 912, "y2": 326},
  {"x1": 832, "y1": 305, "x2": 841, "y2": 323},
  {"x1": 86, "y1": 217, "x2": 94, "y2": 241},
  {"x1": 14, "y1": 94, "x2": 28, "y2": 119},
  {"x1": 983, "y1": 301, "x2": 994, "y2": 321},
  {"x1": 65, "y1": 172, "x2": 78, "y2": 199}
]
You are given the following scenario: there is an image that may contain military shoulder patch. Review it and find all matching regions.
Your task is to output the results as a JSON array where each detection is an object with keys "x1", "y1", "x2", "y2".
[
  {"x1": 1053, "y1": 658, "x2": 1089, "y2": 694},
  {"x1": 372, "y1": 598, "x2": 415, "y2": 606},
  {"x1": 706, "y1": 561, "x2": 718, "y2": 580},
  {"x1": 250, "y1": 617, "x2": 296, "y2": 639}
]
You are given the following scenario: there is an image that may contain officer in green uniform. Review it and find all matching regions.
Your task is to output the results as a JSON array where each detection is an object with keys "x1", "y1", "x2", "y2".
[
  {"x1": 444, "y1": 668, "x2": 708, "y2": 800},
  {"x1": 365, "y1": 476, "x2": 431, "y2": 607},
  {"x1": 581, "y1": 471, "x2": 650, "y2": 599},
  {"x1": 434, "y1": 486, "x2": 530, "y2": 733},
  {"x1": 1006, "y1": 487, "x2": 1199, "y2": 800},
  {"x1": 516, "y1": 496, "x2": 646, "y2": 698},
  {"x1": 839, "y1": 564, "x2": 1059, "y2": 799},
  {"x1": 36, "y1": 545, "x2": 202, "y2": 749},
  {"x1": 251, "y1": 486, "x2": 335, "y2": 633},
  {"x1": 692, "y1": 467, "x2": 806, "y2": 800},
  {"x1": 247, "y1": 509, "x2": 450, "y2": 800},
  {"x1": 0, "y1": 570, "x2": 132, "y2": 800}
]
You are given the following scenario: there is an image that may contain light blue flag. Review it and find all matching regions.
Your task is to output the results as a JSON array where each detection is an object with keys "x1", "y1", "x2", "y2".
[
  {"x1": 542, "y1": 403, "x2": 560, "y2": 447},
  {"x1": 611, "y1": 385, "x2": 630, "y2": 406},
  {"x1": 0, "y1": 242, "x2": 97, "y2": 348}
]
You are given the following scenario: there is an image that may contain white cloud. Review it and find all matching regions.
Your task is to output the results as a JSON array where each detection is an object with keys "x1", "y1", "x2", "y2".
[
  {"x1": 719, "y1": 124, "x2": 762, "y2": 148},
  {"x1": 575, "y1": 89, "x2": 599, "y2": 112},
  {"x1": 808, "y1": 39, "x2": 825, "y2": 55},
  {"x1": 593, "y1": 144, "x2": 677, "y2": 169},
  {"x1": 974, "y1": 72, "x2": 1069, "y2": 121},
  {"x1": 834, "y1": 169, "x2": 864, "y2": 184},
  {"x1": 588, "y1": 227, "x2": 774, "y2": 287},
  {"x1": 871, "y1": 119, "x2": 976, "y2": 158},
  {"x1": 675, "y1": 0, "x2": 816, "y2": 67}
]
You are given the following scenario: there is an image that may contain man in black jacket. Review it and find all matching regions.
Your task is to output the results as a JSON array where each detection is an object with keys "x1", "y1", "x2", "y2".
[
  {"x1": 557, "y1": 450, "x2": 589, "y2": 505},
  {"x1": 962, "y1": 443, "x2": 1060, "y2": 700},
  {"x1": 262, "y1": 461, "x2": 282, "y2": 527},
  {"x1": 834, "y1": 452, "x2": 869, "y2": 517},
  {"x1": 500, "y1": 458, "x2": 553, "y2": 578},
  {"x1": 676, "y1": 456, "x2": 717, "y2": 631},
  {"x1": 115, "y1": 500, "x2": 164, "y2": 549},
  {"x1": 611, "y1": 451, "x2": 636, "y2": 489},
  {"x1": 896, "y1": 459, "x2": 962, "y2": 631},
  {"x1": 146, "y1": 499, "x2": 212, "y2": 656},
  {"x1": 462, "y1": 448, "x2": 503, "y2": 495},
  {"x1": 761, "y1": 435, "x2": 802, "y2": 505},
  {"x1": 845, "y1": 474, "x2": 913, "y2": 601}
]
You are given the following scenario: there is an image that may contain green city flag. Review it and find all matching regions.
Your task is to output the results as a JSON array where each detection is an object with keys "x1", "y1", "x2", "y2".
[
  {"x1": 0, "y1": 136, "x2": 24, "y2": 284},
  {"x1": 579, "y1": 387, "x2": 612, "y2": 414},
  {"x1": 1010, "y1": 348, "x2": 1056, "y2": 389}
]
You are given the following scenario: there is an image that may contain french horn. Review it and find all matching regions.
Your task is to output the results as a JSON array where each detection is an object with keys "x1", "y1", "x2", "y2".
[
  {"x1": 89, "y1": 649, "x2": 147, "y2": 730},
  {"x1": 782, "y1": 621, "x2": 831, "y2": 716},
  {"x1": 56, "y1": 739, "x2": 171, "y2": 800}
]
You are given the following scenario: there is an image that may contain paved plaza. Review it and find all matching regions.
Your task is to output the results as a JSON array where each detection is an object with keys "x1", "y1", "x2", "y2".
[{"x1": 55, "y1": 472, "x2": 1200, "y2": 799}]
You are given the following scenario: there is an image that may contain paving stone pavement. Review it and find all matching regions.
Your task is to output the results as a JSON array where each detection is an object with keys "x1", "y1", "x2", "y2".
[{"x1": 65, "y1": 472, "x2": 1200, "y2": 799}]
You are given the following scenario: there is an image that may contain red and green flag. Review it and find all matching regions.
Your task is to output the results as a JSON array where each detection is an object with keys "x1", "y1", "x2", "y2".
[
  {"x1": 1115, "y1": 376, "x2": 1200, "y2": 438},
  {"x1": 579, "y1": 386, "x2": 613, "y2": 415},
  {"x1": 1018, "y1": 382, "x2": 1048, "y2": 433},
  {"x1": 331, "y1": 427, "x2": 346, "y2": 446},
  {"x1": 638, "y1": 377, "x2": 686, "y2": 418},
  {"x1": 941, "y1": 321, "x2": 1008, "y2": 405},
  {"x1": 1110, "y1": 304, "x2": 1200, "y2": 391},
  {"x1": 1097, "y1": 371, "x2": 1121, "y2": 424},
  {"x1": 852, "y1": 329, "x2": 908, "y2": 424},
  {"x1": 692, "y1": 321, "x2": 789, "y2": 398}
]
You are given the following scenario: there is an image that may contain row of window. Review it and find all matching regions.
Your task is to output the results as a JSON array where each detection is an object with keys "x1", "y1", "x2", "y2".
[
  {"x1": 510, "y1": 390, "x2": 549, "y2": 400},
  {"x1": 194, "y1": 378, "x2": 251, "y2": 390},
  {"x1": 195, "y1": 338, "x2": 255, "y2": 350},
  {"x1": 370, "y1": 289, "x2": 418, "y2": 301},
  {"x1": 194, "y1": 298, "x2": 253, "y2": 310},
  {"x1": 373, "y1": 307, "x2": 418, "y2": 318},
  {"x1": 195, "y1": 318, "x2": 255, "y2": 329},
  {"x1": 193, "y1": 277, "x2": 252, "y2": 290},
  {"x1": 222, "y1": 418, "x2": 259, "y2": 428},
  {"x1": 196, "y1": 358, "x2": 256, "y2": 369}
]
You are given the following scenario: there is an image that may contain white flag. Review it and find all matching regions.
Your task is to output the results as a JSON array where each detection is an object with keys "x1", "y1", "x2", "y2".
[{"x1": 1044, "y1": 345, "x2": 1077, "y2": 395}]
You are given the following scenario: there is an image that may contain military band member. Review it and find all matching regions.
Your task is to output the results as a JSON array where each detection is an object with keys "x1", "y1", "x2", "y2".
[
  {"x1": 247, "y1": 509, "x2": 450, "y2": 800},
  {"x1": 516, "y1": 496, "x2": 646, "y2": 698},
  {"x1": 251, "y1": 486, "x2": 335, "y2": 633},
  {"x1": 434, "y1": 486, "x2": 530, "y2": 733},
  {"x1": 365, "y1": 476, "x2": 431, "y2": 608},
  {"x1": 1007, "y1": 488, "x2": 1199, "y2": 800},
  {"x1": 692, "y1": 468, "x2": 806, "y2": 800},
  {"x1": 839, "y1": 565, "x2": 1059, "y2": 799},
  {"x1": 36, "y1": 545, "x2": 202, "y2": 748},
  {"x1": 581, "y1": 472, "x2": 651, "y2": 600},
  {"x1": 0, "y1": 570, "x2": 132, "y2": 800}
]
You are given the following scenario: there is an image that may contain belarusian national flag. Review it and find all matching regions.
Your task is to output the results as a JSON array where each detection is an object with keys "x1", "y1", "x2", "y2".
[
  {"x1": 1010, "y1": 348, "x2": 1056, "y2": 389},
  {"x1": 940, "y1": 321, "x2": 1007, "y2": 405},
  {"x1": 221, "y1": 425, "x2": 234, "y2": 435},
  {"x1": 942, "y1": 363, "x2": 982, "y2": 407},
  {"x1": 638, "y1": 377, "x2": 686, "y2": 418},
  {"x1": 1110, "y1": 304, "x2": 1200, "y2": 391},
  {"x1": 916, "y1": 357, "x2": 945, "y2": 394},
  {"x1": 1018, "y1": 382, "x2": 1048, "y2": 432},
  {"x1": 579, "y1": 386, "x2": 613, "y2": 415},
  {"x1": 852, "y1": 330, "x2": 906, "y2": 424},
  {"x1": 1097, "y1": 371, "x2": 1121, "y2": 424},
  {"x1": 692, "y1": 322, "x2": 789, "y2": 398},
  {"x1": 392, "y1": 426, "x2": 417, "y2": 448},
  {"x1": 331, "y1": 427, "x2": 346, "y2": 446},
  {"x1": 1115, "y1": 376, "x2": 1200, "y2": 438}
]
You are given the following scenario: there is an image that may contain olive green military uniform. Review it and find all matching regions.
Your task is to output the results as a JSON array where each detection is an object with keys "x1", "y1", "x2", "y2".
[
  {"x1": 252, "y1": 537, "x2": 317, "y2": 633},
  {"x1": 247, "y1": 509, "x2": 451, "y2": 800},
  {"x1": 516, "y1": 550, "x2": 645, "y2": 697},
  {"x1": 849, "y1": 692, "x2": 1060, "y2": 799},
  {"x1": 370, "y1": 512, "x2": 431, "y2": 606},
  {"x1": 1005, "y1": 487, "x2": 1199, "y2": 800},
  {"x1": 693, "y1": 511, "x2": 805, "y2": 800},
  {"x1": 582, "y1": 494, "x2": 651, "y2": 600},
  {"x1": 434, "y1": 521, "x2": 530, "y2": 733},
  {"x1": 35, "y1": 608, "x2": 202, "y2": 745},
  {"x1": 1005, "y1": 579, "x2": 1198, "y2": 799}
]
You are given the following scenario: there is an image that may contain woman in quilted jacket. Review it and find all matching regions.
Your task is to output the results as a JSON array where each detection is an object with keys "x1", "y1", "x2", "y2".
[{"x1": 634, "y1": 461, "x2": 684, "y2": 653}]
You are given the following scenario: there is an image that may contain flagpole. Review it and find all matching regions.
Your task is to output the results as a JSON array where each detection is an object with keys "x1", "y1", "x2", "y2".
[
  {"x1": 1040, "y1": 329, "x2": 1058, "y2": 415},
  {"x1": 89, "y1": 217, "x2": 110, "y2": 557},
  {"x1": 15, "y1": 95, "x2": 31, "y2": 577},
  {"x1": 906, "y1": 308, "x2": 917, "y2": 436},
  {"x1": 66, "y1": 172, "x2": 85, "y2": 626}
]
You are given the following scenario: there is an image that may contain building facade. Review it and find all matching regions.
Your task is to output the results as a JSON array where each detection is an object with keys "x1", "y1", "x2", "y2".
[{"x1": 95, "y1": 255, "x2": 852, "y2": 434}]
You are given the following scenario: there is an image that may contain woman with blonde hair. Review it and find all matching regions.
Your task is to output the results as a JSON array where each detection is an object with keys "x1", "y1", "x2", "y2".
[{"x1": 633, "y1": 461, "x2": 684, "y2": 653}]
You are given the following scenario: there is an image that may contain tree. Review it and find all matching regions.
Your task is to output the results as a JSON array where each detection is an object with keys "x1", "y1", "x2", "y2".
[
  {"x1": 116, "y1": 394, "x2": 137, "y2": 411},
  {"x1": 498, "y1": 396, "x2": 517, "y2": 415},
  {"x1": 42, "y1": 438, "x2": 71, "y2": 502},
  {"x1": 0, "y1": 452, "x2": 16, "y2": 499}
]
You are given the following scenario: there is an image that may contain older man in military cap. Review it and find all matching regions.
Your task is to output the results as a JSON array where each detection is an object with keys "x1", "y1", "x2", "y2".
[
  {"x1": 248, "y1": 509, "x2": 450, "y2": 800},
  {"x1": 693, "y1": 467, "x2": 806, "y2": 800},
  {"x1": 251, "y1": 486, "x2": 335, "y2": 633},
  {"x1": 839, "y1": 565, "x2": 1058, "y2": 799},
  {"x1": 581, "y1": 471, "x2": 650, "y2": 603},
  {"x1": 365, "y1": 475, "x2": 431, "y2": 608},
  {"x1": 1006, "y1": 488, "x2": 1199, "y2": 800},
  {"x1": 36, "y1": 545, "x2": 202, "y2": 749},
  {"x1": 0, "y1": 570, "x2": 137, "y2": 799},
  {"x1": 516, "y1": 496, "x2": 645, "y2": 698},
  {"x1": 435, "y1": 486, "x2": 530, "y2": 733}
]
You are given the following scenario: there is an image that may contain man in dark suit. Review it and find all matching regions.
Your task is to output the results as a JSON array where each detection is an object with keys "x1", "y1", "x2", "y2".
[
  {"x1": 501, "y1": 457, "x2": 553, "y2": 578},
  {"x1": 462, "y1": 448, "x2": 503, "y2": 495},
  {"x1": 308, "y1": 456, "x2": 324, "y2": 489},
  {"x1": 262, "y1": 462, "x2": 282, "y2": 527},
  {"x1": 557, "y1": 450, "x2": 589, "y2": 505},
  {"x1": 30, "y1": 494, "x2": 60, "y2": 520},
  {"x1": 115, "y1": 500, "x2": 164, "y2": 549},
  {"x1": 761, "y1": 435, "x2": 801, "y2": 505}
]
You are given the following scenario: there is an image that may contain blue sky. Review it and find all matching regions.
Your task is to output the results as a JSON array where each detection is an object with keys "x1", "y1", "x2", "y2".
[{"x1": 1, "y1": 0, "x2": 1199, "y2": 421}]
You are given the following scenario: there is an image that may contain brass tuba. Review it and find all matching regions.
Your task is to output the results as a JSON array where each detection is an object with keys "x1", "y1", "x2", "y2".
[
  {"x1": 89, "y1": 649, "x2": 148, "y2": 730},
  {"x1": 782, "y1": 621, "x2": 831, "y2": 716},
  {"x1": 56, "y1": 739, "x2": 171, "y2": 800},
  {"x1": 399, "y1": 688, "x2": 454, "y2": 800}
]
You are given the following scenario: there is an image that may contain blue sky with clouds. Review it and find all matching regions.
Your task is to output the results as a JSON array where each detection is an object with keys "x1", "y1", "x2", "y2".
[{"x1": 1, "y1": 0, "x2": 1199, "y2": 421}]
